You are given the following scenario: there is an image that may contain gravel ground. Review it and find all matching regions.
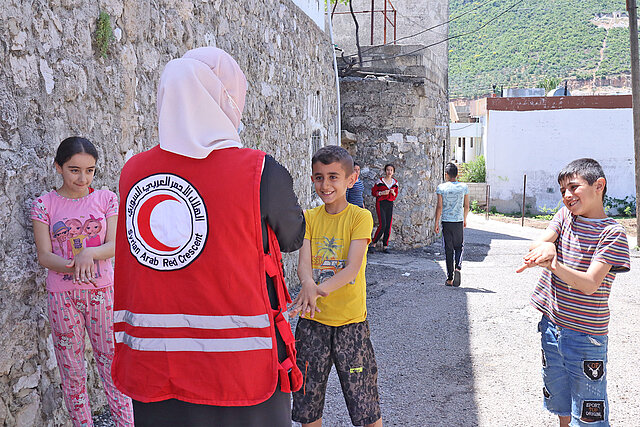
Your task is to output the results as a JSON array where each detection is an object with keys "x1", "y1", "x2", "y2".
[{"x1": 94, "y1": 213, "x2": 639, "y2": 426}]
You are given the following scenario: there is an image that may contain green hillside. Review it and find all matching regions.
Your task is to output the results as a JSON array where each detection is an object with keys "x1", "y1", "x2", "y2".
[{"x1": 448, "y1": 0, "x2": 635, "y2": 98}]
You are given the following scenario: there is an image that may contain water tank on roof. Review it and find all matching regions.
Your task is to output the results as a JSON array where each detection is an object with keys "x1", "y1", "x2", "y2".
[
  {"x1": 547, "y1": 87, "x2": 571, "y2": 96},
  {"x1": 503, "y1": 88, "x2": 545, "y2": 97}
]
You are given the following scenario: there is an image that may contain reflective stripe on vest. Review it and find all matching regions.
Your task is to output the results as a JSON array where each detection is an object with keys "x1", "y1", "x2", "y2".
[
  {"x1": 115, "y1": 332, "x2": 272, "y2": 352},
  {"x1": 114, "y1": 310, "x2": 272, "y2": 352},
  {"x1": 114, "y1": 310, "x2": 270, "y2": 329}
]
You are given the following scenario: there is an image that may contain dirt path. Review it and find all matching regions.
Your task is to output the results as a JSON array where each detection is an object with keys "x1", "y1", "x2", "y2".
[{"x1": 592, "y1": 28, "x2": 609, "y2": 89}]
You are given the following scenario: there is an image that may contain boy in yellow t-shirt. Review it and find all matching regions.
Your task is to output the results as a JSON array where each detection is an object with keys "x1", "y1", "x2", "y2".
[{"x1": 289, "y1": 146, "x2": 382, "y2": 427}]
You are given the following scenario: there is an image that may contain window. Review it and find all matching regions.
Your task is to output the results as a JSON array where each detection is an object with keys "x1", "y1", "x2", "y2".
[
  {"x1": 308, "y1": 92, "x2": 325, "y2": 155},
  {"x1": 470, "y1": 138, "x2": 473, "y2": 148},
  {"x1": 311, "y1": 129, "x2": 322, "y2": 155},
  {"x1": 458, "y1": 138, "x2": 462, "y2": 148}
]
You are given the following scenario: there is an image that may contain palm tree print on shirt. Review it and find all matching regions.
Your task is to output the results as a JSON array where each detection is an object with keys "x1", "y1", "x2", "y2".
[{"x1": 317, "y1": 236, "x2": 341, "y2": 261}]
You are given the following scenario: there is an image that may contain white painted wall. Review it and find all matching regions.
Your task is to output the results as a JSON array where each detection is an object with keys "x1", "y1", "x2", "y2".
[
  {"x1": 485, "y1": 108, "x2": 635, "y2": 214},
  {"x1": 291, "y1": 0, "x2": 325, "y2": 30},
  {"x1": 450, "y1": 122, "x2": 483, "y2": 163}
]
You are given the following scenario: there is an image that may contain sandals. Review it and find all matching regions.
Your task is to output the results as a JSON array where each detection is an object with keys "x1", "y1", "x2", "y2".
[{"x1": 453, "y1": 269, "x2": 461, "y2": 287}]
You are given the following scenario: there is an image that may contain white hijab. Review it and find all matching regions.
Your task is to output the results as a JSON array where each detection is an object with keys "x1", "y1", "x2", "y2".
[{"x1": 157, "y1": 47, "x2": 247, "y2": 159}]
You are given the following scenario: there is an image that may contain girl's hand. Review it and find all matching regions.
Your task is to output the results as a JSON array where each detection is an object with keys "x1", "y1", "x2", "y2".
[
  {"x1": 66, "y1": 248, "x2": 98, "y2": 286},
  {"x1": 288, "y1": 280, "x2": 328, "y2": 318}
]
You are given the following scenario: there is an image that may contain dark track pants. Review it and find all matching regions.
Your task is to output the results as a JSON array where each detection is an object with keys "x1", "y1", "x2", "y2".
[
  {"x1": 441, "y1": 221, "x2": 464, "y2": 280},
  {"x1": 372, "y1": 200, "x2": 393, "y2": 246}
]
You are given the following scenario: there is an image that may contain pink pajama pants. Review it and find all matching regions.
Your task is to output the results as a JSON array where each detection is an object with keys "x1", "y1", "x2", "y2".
[{"x1": 48, "y1": 286, "x2": 133, "y2": 427}]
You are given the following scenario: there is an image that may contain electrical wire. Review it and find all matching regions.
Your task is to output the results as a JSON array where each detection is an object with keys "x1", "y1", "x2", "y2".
[
  {"x1": 342, "y1": 0, "x2": 526, "y2": 68},
  {"x1": 449, "y1": 122, "x2": 480, "y2": 130},
  {"x1": 360, "y1": 0, "x2": 497, "y2": 54}
]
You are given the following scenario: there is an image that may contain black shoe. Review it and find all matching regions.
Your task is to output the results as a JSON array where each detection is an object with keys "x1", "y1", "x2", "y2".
[
  {"x1": 445, "y1": 279, "x2": 453, "y2": 286},
  {"x1": 453, "y1": 269, "x2": 461, "y2": 287},
  {"x1": 368, "y1": 246, "x2": 376, "y2": 254},
  {"x1": 383, "y1": 246, "x2": 390, "y2": 253}
]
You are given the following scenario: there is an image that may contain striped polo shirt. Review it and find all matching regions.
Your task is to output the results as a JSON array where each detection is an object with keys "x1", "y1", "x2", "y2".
[{"x1": 530, "y1": 206, "x2": 630, "y2": 335}]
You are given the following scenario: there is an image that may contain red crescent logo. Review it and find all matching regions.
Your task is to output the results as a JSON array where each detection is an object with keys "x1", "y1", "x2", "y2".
[{"x1": 137, "y1": 194, "x2": 181, "y2": 252}]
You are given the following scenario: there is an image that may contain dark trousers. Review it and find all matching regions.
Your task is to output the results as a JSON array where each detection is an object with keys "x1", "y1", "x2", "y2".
[
  {"x1": 133, "y1": 391, "x2": 291, "y2": 427},
  {"x1": 372, "y1": 200, "x2": 393, "y2": 246},
  {"x1": 441, "y1": 221, "x2": 464, "y2": 280}
]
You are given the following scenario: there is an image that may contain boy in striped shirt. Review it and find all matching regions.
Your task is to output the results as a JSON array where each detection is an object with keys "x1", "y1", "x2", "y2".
[{"x1": 516, "y1": 158, "x2": 630, "y2": 427}]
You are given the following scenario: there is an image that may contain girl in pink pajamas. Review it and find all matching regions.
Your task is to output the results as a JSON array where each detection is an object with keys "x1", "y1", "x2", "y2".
[{"x1": 31, "y1": 137, "x2": 133, "y2": 427}]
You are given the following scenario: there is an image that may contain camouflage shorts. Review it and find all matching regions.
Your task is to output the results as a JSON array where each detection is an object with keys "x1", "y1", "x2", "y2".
[{"x1": 292, "y1": 318, "x2": 381, "y2": 425}]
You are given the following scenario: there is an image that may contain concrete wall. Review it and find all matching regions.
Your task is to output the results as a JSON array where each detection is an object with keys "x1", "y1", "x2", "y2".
[
  {"x1": 485, "y1": 107, "x2": 635, "y2": 214},
  {"x1": 0, "y1": 1, "x2": 337, "y2": 425},
  {"x1": 450, "y1": 121, "x2": 484, "y2": 164},
  {"x1": 467, "y1": 182, "x2": 488, "y2": 208},
  {"x1": 291, "y1": 0, "x2": 324, "y2": 30}
]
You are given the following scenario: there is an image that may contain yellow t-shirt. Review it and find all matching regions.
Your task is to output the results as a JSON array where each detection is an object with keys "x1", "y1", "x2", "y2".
[{"x1": 303, "y1": 203, "x2": 373, "y2": 326}]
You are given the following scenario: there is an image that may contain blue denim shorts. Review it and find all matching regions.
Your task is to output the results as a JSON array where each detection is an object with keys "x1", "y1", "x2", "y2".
[{"x1": 538, "y1": 315, "x2": 609, "y2": 426}]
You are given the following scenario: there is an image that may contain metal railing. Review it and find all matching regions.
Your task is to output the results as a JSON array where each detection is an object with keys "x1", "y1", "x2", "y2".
[{"x1": 331, "y1": 0, "x2": 398, "y2": 45}]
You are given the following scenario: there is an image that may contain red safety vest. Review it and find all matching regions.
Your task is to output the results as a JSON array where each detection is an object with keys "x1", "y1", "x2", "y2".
[{"x1": 111, "y1": 146, "x2": 302, "y2": 406}]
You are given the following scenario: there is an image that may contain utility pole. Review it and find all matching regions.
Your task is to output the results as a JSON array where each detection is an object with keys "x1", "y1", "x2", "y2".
[{"x1": 628, "y1": 0, "x2": 640, "y2": 247}]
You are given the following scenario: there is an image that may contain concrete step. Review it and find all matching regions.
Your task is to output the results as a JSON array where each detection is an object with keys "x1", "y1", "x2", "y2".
[
  {"x1": 355, "y1": 44, "x2": 429, "y2": 77},
  {"x1": 358, "y1": 64, "x2": 427, "y2": 78}
]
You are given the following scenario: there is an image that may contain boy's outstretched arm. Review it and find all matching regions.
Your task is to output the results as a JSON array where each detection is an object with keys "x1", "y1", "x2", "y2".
[
  {"x1": 516, "y1": 228, "x2": 612, "y2": 295},
  {"x1": 548, "y1": 259, "x2": 612, "y2": 295},
  {"x1": 289, "y1": 239, "x2": 327, "y2": 318}
]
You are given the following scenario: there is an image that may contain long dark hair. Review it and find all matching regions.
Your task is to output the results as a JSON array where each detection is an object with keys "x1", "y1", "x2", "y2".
[{"x1": 54, "y1": 137, "x2": 98, "y2": 166}]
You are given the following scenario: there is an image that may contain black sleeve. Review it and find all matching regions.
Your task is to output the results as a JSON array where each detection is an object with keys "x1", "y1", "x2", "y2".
[{"x1": 259, "y1": 155, "x2": 305, "y2": 253}]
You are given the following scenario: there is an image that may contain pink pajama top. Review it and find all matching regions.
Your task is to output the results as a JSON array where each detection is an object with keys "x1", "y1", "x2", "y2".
[{"x1": 31, "y1": 189, "x2": 118, "y2": 292}]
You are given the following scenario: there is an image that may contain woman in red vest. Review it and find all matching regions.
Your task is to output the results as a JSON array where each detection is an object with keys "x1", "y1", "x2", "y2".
[{"x1": 112, "y1": 47, "x2": 305, "y2": 426}]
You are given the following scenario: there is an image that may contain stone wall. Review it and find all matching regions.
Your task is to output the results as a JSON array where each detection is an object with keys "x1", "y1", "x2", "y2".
[
  {"x1": 340, "y1": 45, "x2": 449, "y2": 248},
  {"x1": 0, "y1": 1, "x2": 337, "y2": 425}
]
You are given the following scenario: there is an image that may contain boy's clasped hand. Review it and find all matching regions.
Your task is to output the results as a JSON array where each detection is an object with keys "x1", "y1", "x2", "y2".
[
  {"x1": 288, "y1": 280, "x2": 328, "y2": 318},
  {"x1": 516, "y1": 242, "x2": 558, "y2": 273}
]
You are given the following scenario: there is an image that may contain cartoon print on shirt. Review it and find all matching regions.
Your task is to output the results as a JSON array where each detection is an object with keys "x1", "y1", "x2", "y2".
[
  {"x1": 83, "y1": 215, "x2": 103, "y2": 247},
  {"x1": 83, "y1": 215, "x2": 103, "y2": 278},
  {"x1": 52, "y1": 221, "x2": 70, "y2": 258},
  {"x1": 311, "y1": 236, "x2": 355, "y2": 285},
  {"x1": 69, "y1": 230, "x2": 87, "y2": 258},
  {"x1": 65, "y1": 218, "x2": 85, "y2": 259}
]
